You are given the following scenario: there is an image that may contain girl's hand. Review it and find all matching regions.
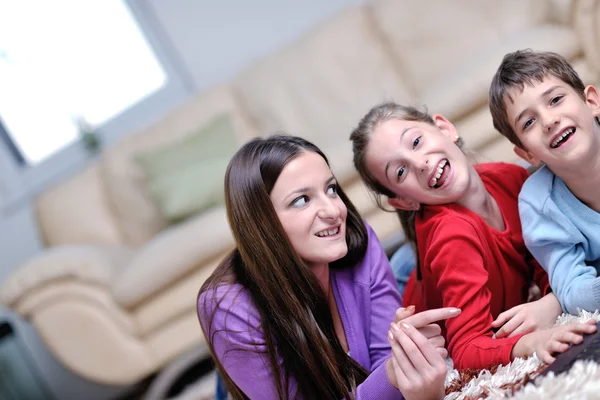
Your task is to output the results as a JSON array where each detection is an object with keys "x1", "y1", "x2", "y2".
[
  {"x1": 492, "y1": 293, "x2": 562, "y2": 339},
  {"x1": 512, "y1": 321, "x2": 597, "y2": 364},
  {"x1": 386, "y1": 322, "x2": 446, "y2": 400},
  {"x1": 395, "y1": 306, "x2": 461, "y2": 359}
]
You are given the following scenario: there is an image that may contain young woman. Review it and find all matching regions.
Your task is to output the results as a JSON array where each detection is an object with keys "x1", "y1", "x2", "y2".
[
  {"x1": 350, "y1": 102, "x2": 597, "y2": 370},
  {"x1": 197, "y1": 135, "x2": 459, "y2": 400}
]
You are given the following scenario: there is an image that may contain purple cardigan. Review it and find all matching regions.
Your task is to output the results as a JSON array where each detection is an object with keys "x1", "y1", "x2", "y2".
[{"x1": 197, "y1": 224, "x2": 403, "y2": 399}]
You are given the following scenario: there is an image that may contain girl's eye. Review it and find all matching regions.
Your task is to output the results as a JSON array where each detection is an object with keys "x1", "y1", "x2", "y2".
[
  {"x1": 326, "y1": 184, "x2": 338, "y2": 196},
  {"x1": 550, "y1": 95, "x2": 563, "y2": 105},
  {"x1": 523, "y1": 118, "x2": 534, "y2": 130},
  {"x1": 412, "y1": 136, "x2": 421, "y2": 149},
  {"x1": 291, "y1": 195, "x2": 308, "y2": 208},
  {"x1": 396, "y1": 166, "x2": 405, "y2": 181}
]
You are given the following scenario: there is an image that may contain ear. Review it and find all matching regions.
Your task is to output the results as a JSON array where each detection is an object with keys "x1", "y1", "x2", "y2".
[
  {"x1": 388, "y1": 196, "x2": 420, "y2": 211},
  {"x1": 584, "y1": 85, "x2": 600, "y2": 117},
  {"x1": 514, "y1": 145, "x2": 542, "y2": 167},
  {"x1": 431, "y1": 114, "x2": 458, "y2": 139}
]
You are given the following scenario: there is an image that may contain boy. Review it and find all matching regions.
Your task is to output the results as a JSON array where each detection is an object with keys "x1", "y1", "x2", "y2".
[{"x1": 489, "y1": 49, "x2": 600, "y2": 314}]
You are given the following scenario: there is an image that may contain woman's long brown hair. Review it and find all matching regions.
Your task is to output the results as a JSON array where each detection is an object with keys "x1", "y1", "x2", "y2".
[{"x1": 198, "y1": 135, "x2": 369, "y2": 399}]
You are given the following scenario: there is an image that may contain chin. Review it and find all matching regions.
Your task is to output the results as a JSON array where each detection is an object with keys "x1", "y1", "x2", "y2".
[{"x1": 321, "y1": 247, "x2": 349, "y2": 264}]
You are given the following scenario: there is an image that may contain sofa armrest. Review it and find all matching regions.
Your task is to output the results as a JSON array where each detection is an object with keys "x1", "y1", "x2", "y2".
[
  {"x1": 574, "y1": 0, "x2": 600, "y2": 73},
  {"x1": 111, "y1": 206, "x2": 235, "y2": 308},
  {"x1": 0, "y1": 245, "x2": 134, "y2": 307}
]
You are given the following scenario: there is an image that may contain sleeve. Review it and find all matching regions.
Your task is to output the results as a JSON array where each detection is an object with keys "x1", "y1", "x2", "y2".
[
  {"x1": 424, "y1": 217, "x2": 524, "y2": 370},
  {"x1": 529, "y1": 254, "x2": 551, "y2": 296},
  {"x1": 516, "y1": 166, "x2": 551, "y2": 296},
  {"x1": 519, "y1": 196, "x2": 600, "y2": 314},
  {"x1": 198, "y1": 288, "x2": 292, "y2": 399},
  {"x1": 365, "y1": 225, "x2": 404, "y2": 372},
  {"x1": 198, "y1": 279, "x2": 403, "y2": 399}
]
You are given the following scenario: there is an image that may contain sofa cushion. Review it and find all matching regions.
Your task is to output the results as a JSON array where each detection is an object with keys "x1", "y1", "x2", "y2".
[
  {"x1": 0, "y1": 245, "x2": 134, "y2": 307},
  {"x1": 133, "y1": 257, "x2": 220, "y2": 336},
  {"x1": 233, "y1": 6, "x2": 414, "y2": 185},
  {"x1": 36, "y1": 165, "x2": 123, "y2": 246},
  {"x1": 419, "y1": 25, "x2": 580, "y2": 122},
  {"x1": 136, "y1": 114, "x2": 237, "y2": 223},
  {"x1": 574, "y1": 0, "x2": 600, "y2": 80},
  {"x1": 369, "y1": 0, "x2": 551, "y2": 97},
  {"x1": 99, "y1": 86, "x2": 259, "y2": 246},
  {"x1": 111, "y1": 206, "x2": 234, "y2": 308}
]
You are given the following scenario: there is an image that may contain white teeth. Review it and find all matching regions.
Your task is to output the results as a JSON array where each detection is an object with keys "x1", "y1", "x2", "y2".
[
  {"x1": 429, "y1": 160, "x2": 448, "y2": 187},
  {"x1": 316, "y1": 227, "x2": 339, "y2": 237},
  {"x1": 551, "y1": 128, "x2": 574, "y2": 148}
]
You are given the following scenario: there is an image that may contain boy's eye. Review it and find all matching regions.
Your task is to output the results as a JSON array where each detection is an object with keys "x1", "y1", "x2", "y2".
[
  {"x1": 291, "y1": 195, "x2": 308, "y2": 208},
  {"x1": 326, "y1": 184, "x2": 338, "y2": 196},
  {"x1": 550, "y1": 95, "x2": 563, "y2": 105},
  {"x1": 413, "y1": 136, "x2": 421, "y2": 149},
  {"x1": 396, "y1": 166, "x2": 405, "y2": 181},
  {"x1": 523, "y1": 118, "x2": 534, "y2": 130}
]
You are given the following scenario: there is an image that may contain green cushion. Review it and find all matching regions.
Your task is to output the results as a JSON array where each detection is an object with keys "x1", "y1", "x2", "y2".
[{"x1": 136, "y1": 114, "x2": 237, "y2": 223}]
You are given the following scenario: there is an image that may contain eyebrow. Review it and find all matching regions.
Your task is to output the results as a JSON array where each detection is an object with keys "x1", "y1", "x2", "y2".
[
  {"x1": 514, "y1": 85, "x2": 563, "y2": 127},
  {"x1": 384, "y1": 127, "x2": 411, "y2": 183},
  {"x1": 283, "y1": 176, "x2": 336, "y2": 202}
]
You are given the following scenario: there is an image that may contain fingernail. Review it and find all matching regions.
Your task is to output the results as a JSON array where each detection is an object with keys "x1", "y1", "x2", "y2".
[
  {"x1": 450, "y1": 308, "x2": 461, "y2": 315},
  {"x1": 390, "y1": 322, "x2": 400, "y2": 332},
  {"x1": 388, "y1": 330, "x2": 394, "y2": 341},
  {"x1": 401, "y1": 322, "x2": 412, "y2": 331},
  {"x1": 407, "y1": 305, "x2": 415, "y2": 312}
]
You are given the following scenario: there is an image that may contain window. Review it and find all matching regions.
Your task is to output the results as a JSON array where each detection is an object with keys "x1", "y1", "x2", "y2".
[{"x1": 0, "y1": 0, "x2": 167, "y2": 166}]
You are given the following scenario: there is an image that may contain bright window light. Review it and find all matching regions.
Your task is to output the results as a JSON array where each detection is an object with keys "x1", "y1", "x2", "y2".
[{"x1": 0, "y1": 0, "x2": 167, "y2": 165}]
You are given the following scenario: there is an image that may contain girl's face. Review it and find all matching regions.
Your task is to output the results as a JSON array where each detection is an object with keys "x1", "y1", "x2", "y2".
[
  {"x1": 270, "y1": 151, "x2": 348, "y2": 268},
  {"x1": 365, "y1": 115, "x2": 472, "y2": 210}
]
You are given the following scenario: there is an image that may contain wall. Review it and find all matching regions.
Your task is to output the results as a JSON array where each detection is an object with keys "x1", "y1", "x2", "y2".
[
  {"x1": 0, "y1": 0, "x2": 362, "y2": 399},
  {"x1": 148, "y1": 0, "x2": 365, "y2": 92}
]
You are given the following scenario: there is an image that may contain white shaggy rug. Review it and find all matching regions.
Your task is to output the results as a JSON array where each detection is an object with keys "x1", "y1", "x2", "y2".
[{"x1": 444, "y1": 310, "x2": 600, "y2": 400}]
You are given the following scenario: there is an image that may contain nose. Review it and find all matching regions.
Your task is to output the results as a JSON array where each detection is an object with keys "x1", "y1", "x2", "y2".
[
  {"x1": 317, "y1": 197, "x2": 341, "y2": 220},
  {"x1": 417, "y1": 157, "x2": 429, "y2": 174},
  {"x1": 542, "y1": 110, "x2": 560, "y2": 133}
]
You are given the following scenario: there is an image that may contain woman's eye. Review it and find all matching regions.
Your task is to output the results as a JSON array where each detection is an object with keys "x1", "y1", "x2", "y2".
[
  {"x1": 396, "y1": 166, "x2": 405, "y2": 181},
  {"x1": 412, "y1": 136, "x2": 421, "y2": 149},
  {"x1": 291, "y1": 195, "x2": 308, "y2": 208},
  {"x1": 326, "y1": 184, "x2": 338, "y2": 196},
  {"x1": 550, "y1": 95, "x2": 563, "y2": 105},
  {"x1": 523, "y1": 118, "x2": 534, "y2": 130}
]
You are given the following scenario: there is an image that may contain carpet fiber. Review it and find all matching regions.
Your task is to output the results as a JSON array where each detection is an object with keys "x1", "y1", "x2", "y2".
[{"x1": 444, "y1": 310, "x2": 600, "y2": 399}]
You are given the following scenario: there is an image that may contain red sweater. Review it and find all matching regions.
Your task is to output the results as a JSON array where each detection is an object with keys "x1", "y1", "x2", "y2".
[{"x1": 404, "y1": 163, "x2": 550, "y2": 370}]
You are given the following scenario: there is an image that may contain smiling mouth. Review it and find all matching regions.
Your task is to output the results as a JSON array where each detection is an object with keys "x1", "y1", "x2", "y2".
[
  {"x1": 315, "y1": 227, "x2": 340, "y2": 237},
  {"x1": 551, "y1": 128, "x2": 575, "y2": 148},
  {"x1": 429, "y1": 159, "x2": 450, "y2": 188}
]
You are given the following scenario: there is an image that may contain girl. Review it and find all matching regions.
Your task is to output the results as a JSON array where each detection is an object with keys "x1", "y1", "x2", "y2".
[
  {"x1": 197, "y1": 135, "x2": 459, "y2": 400},
  {"x1": 350, "y1": 102, "x2": 597, "y2": 370}
]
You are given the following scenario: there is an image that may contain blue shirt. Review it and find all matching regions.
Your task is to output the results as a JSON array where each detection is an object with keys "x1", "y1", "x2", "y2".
[{"x1": 519, "y1": 165, "x2": 600, "y2": 314}]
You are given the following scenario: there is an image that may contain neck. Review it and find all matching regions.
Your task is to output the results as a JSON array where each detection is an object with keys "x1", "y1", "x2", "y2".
[
  {"x1": 310, "y1": 263, "x2": 331, "y2": 294},
  {"x1": 557, "y1": 156, "x2": 600, "y2": 212},
  {"x1": 455, "y1": 166, "x2": 504, "y2": 229}
]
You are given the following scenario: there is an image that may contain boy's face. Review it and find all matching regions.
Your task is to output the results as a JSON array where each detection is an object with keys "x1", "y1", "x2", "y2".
[{"x1": 504, "y1": 75, "x2": 600, "y2": 171}]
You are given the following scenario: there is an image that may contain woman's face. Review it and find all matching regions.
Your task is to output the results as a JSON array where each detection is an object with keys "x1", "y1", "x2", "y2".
[{"x1": 270, "y1": 151, "x2": 348, "y2": 268}]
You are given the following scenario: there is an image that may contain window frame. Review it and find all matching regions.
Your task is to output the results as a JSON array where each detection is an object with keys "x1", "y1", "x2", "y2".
[{"x1": 0, "y1": 0, "x2": 194, "y2": 214}]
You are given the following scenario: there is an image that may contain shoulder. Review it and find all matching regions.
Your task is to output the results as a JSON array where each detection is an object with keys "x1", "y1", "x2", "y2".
[
  {"x1": 348, "y1": 222, "x2": 387, "y2": 281},
  {"x1": 519, "y1": 165, "x2": 554, "y2": 208},
  {"x1": 197, "y1": 283, "x2": 261, "y2": 334},
  {"x1": 476, "y1": 162, "x2": 529, "y2": 193},
  {"x1": 418, "y1": 209, "x2": 481, "y2": 244}
]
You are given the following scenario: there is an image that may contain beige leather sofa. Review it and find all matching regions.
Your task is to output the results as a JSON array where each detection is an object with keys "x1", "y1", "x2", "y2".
[{"x1": 1, "y1": 0, "x2": 599, "y2": 387}]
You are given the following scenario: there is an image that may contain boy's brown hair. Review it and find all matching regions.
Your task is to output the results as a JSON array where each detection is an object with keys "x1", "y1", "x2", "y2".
[{"x1": 489, "y1": 49, "x2": 586, "y2": 148}]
